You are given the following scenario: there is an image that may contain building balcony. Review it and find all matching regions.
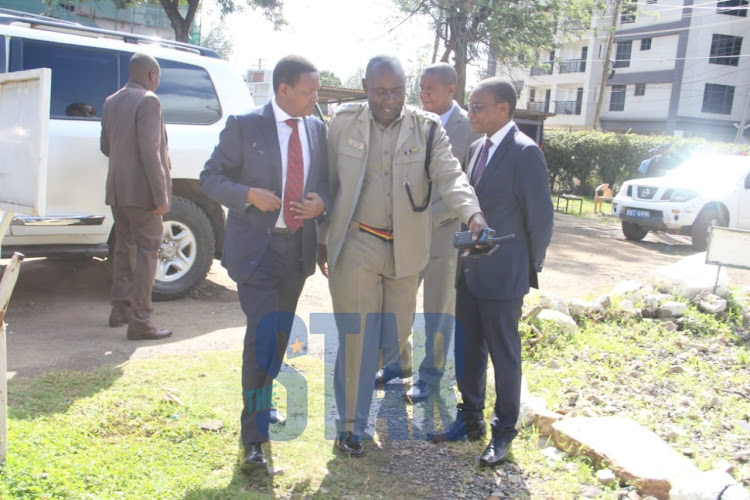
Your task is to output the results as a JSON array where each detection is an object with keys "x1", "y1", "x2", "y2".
[
  {"x1": 527, "y1": 100, "x2": 551, "y2": 113},
  {"x1": 530, "y1": 65, "x2": 554, "y2": 76},
  {"x1": 558, "y1": 59, "x2": 587, "y2": 74},
  {"x1": 554, "y1": 100, "x2": 582, "y2": 115}
]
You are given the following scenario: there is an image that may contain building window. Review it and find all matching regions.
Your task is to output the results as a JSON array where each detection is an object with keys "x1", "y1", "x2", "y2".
[
  {"x1": 702, "y1": 83, "x2": 734, "y2": 114},
  {"x1": 613, "y1": 41, "x2": 633, "y2": 68},
  {"x1": 610, "y1": 85, "x2": 626, "y2": 111},
  {"x1": 641, "y1": 38, "x2": 652, "y2": 50},
  {"x1": 635, "y1": 83, "x2": 646, "y2": 96},
  {"x1": 709, "y1": 34, "x2": 743, "y2": 66},
  {"x1": 717, "y1": 0, "x2": 748, "y2": 16},
  {"x1": 621, "y1": 0, "x2": 637, "y2": 23}
]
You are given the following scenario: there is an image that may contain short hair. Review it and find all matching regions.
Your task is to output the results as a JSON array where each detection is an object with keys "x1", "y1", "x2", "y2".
[
  {"x1": 474, "y1": 77, "x2": 517, "y2": 117},
  {"x1": 365, "y1": 55, "x2": 404, "y2": 80},
  {"x1": 272, "y1": 55, "x2": 317, "y2": 92},
  {"x1": 423, "y1": 63, "x2": 457, "y2": 87},
  {"x1": 129, "y1": 52, "x2": 159, "y2": 79}
]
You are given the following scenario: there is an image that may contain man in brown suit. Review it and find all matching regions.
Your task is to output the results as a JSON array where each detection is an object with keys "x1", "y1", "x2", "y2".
[{"x1": 100, "y1": 52, "x2": 172, "y2": 340}]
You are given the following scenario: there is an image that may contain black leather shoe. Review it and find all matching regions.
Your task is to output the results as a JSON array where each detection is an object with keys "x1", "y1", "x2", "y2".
[
  {"x1": 334, "y1": 431, "x2": 364, "y2": 457},
  {"x1": 428, "y1": 415, "x2": 485, "y2": 442},
  {"x1": 479, "y1": 438, "x2": 510, "y2": 467},
  {"x1": 375, "y1": 366, "x2": 413, "y2": 388},
  {"x1": 242, "y1": 442, "x2": 267, "y2": 469},
  {"x1": 405, "y1": 379, "x2": 434, "y2": 403},
  {"x1": 269, "y1": 408, "x2": 286, "y2": 425},
  {"x1": 126, "y1": 325, "x2": 173, "y2": 340}
]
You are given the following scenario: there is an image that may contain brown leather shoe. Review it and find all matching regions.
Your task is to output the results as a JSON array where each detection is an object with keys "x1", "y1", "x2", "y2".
[
  {"x1": 127, "y1": 324, "x2": 173, "y2": 340},
  {"x1": 109, "y1": 308, "x2": 131, "y2": 328}
]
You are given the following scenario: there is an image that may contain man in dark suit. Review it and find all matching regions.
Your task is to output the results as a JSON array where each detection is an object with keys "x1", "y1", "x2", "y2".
[
  {"x1": 430, "y1": 77, "x2": 554, "y2": 467},
  {"x1": 100, "y1": 52, "x2": 172, "y2": 341},
  {"x1": 200, "y1": 55, "x2": 329, "y2": 470}
]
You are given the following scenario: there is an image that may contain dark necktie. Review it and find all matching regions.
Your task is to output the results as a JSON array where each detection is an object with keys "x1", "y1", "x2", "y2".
[
  {"x1": 284, "y1": 118, "x2": 303, "y2": 234},
  {"x1": 471, "y1": 138, "x2": 493, "y2": 186}
]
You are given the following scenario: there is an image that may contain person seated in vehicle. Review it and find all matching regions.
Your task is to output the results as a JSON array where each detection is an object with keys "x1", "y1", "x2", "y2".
[{"x1": 65, "y1": 102, "x2": 97, "y2": 117}]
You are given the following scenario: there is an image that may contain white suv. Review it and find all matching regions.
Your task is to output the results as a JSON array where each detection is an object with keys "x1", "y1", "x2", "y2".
[
  {"x1": 0, "y1": 10, "x2": 254, "y2": 299},
  {"x1": 612, "y1": 154, "x2": 750, "y2": 251}
]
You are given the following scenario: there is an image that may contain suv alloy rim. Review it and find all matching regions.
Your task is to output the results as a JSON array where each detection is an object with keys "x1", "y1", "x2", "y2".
[{"x1": 157, "y1": 220, "x2": 197, "y2": 283}]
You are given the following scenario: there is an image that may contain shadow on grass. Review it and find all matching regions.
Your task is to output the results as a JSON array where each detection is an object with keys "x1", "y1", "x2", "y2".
[
  {"x1": 182, "y1": 441, "x2": 315, "y2": 500},
  {"x1": 7, "y1": 364, "x2": 123, "y2": 420}
]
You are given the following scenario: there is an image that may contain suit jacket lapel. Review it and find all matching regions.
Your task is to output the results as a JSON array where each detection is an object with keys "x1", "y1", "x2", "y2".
[
  {"x1": 475, "y1": 125, "x2": 518, "y2": 192},
  {"x1": 262, "y1": 102, "x2": 283, "y2": 192},
  {"x1": 302, "y1": 116, "x2": 316, "y2": 194}
]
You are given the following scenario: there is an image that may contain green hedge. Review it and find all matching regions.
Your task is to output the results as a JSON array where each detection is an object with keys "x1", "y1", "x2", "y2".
[{"x1": 543, "y1": 130, "x2": 750, "y2": 196}]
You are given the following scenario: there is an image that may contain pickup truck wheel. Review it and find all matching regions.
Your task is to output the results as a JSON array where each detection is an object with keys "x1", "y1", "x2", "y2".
[
  {"x1": 152, "y1": 196, "x2": 215, "y2": 301},
  {"x1": 691, "y1": 208, "x2": 725, "y2": 252},
  {"x1": 622, "y1": 221, "x2": 648, "y2": 241}
]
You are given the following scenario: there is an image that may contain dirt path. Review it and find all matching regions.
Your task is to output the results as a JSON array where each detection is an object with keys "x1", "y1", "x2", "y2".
[{"x1": 4, "y1": 213, "x2": 749, "y2": 378}]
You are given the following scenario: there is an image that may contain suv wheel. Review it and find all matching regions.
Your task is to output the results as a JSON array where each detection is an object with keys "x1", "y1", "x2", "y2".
[
  {"x1": 691, "y1": 208, "x2": 725, "y2": 252},
  {"x1": 152, "y1": 196, "x2": 215, "y2": 301},
  {"x1": 622, "y1": 221, "x2": 649, "y2": 241}
]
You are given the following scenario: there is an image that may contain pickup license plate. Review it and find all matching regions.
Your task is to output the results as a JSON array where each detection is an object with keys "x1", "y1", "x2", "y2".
[{"x1": 626, "y1": 209, "x2": 650, "y2": 218}]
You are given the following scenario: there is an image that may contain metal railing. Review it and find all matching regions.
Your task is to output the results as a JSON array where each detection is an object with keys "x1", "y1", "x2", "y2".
[
  {"x1": 554, "y1": 100, "x2": 582, "y2": 115},
  {"x1": 558, "y1": 59, "x2": 587, "y2": 74},
  {"x1": 530, "y1": 64, "x2": 553, "y2": 76},
  {"x1": 527, "y1": 100, "x2": 550, "y2": 113}
]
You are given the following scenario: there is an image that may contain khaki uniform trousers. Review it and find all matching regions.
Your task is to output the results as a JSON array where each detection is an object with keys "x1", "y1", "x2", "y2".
[{"x1": 329, "y1": 222, "x2": 417, "y2": 436}]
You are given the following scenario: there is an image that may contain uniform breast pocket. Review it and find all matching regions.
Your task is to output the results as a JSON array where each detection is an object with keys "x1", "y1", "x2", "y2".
[{"x1": 400, "y1": 156, "x2": 429, "y2": 205}]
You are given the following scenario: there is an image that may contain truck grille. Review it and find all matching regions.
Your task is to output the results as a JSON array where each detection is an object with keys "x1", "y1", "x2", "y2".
[{"x1": 637, "y1": 186, "x2": 658, "y2": 199}]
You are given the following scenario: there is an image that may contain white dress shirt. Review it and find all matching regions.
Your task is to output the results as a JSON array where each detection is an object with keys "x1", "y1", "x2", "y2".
[
  {"x1": 467, "y1": 120, "x2": 516, "y2": 181},
  {"x1": 271, "y1": 98, "x2": 311, "y2": 228}
]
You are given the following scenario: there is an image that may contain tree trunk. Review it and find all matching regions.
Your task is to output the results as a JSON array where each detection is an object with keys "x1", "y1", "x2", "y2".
[{"x1": 159, "y1": 0, "x2": 200, "y2": 43}]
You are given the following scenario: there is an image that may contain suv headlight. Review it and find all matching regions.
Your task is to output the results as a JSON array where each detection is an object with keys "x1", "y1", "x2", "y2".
[{"x1": 666, "y1": 189, "x2": 698, "y2": 202}]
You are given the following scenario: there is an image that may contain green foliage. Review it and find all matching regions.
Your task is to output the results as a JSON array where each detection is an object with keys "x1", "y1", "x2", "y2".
[
  {"x1": 319, "y1": 70, "x2": 342, "y2": 87},
  {"x1": 392, "y1": 0, "x2": 595, "y2": 103},
  {"x1": 544, "y1": 129, "x2": 750, "y2": 195}
]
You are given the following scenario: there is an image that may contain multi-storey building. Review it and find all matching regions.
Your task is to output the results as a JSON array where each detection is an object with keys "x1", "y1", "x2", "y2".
[
  {"x1": 494, "y1": 0, "x2": 750, "y2": 142},
  {"x1": 0, "y1": 0, "x2": 197, "y2": 42}
]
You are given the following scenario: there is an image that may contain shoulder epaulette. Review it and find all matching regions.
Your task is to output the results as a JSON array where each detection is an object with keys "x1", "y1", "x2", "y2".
[{"x1": 334, "y1": 102, "x2": 366, "y2": 114}]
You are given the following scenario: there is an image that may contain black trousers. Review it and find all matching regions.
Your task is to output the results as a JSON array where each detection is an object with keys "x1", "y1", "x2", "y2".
[
  {"x1": 455, "y1": 285, "x2": 523, "y2": 442},
  {"x1": 237, "y1": 231, "x2": 306, "y2": 444}
]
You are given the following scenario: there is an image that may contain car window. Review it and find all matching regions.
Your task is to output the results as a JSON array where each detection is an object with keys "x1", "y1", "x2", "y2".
[
  {"x1": 12, "y1": 38, "x2": 120, "y2": 119},
  {"x1": 120, "y1": 55, "x2": 221, "y2": 125}
]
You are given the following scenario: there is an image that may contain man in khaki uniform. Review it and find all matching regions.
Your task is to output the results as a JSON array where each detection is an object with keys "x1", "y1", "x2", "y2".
[
  {"x1": 100, "y1": 52, "x2": 172, "y2": 341},
  {"x1": 317, "y1": 55, "x2": 487, "y2": 457}
]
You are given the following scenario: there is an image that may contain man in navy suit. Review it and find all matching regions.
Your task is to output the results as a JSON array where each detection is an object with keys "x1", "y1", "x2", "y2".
[
  {"x1": 200, "y1": 55, "x2": 329, "y2": 470},
  {"x1": 430, "y1": 77, "x2": 554, "y2": 467}
]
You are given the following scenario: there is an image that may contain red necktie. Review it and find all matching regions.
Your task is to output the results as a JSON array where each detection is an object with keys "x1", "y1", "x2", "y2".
[
  {"x1": 471, "y1": 138, "x2": 493, "y2": 186},
  {"x1": 284, "y1": 118, "x2": 303, "y2": 234}
]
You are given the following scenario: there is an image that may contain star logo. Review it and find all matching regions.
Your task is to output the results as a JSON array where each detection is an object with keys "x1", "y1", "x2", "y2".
[{"x1": 288, "y1": 337, "x2": 306, "y2": 357}]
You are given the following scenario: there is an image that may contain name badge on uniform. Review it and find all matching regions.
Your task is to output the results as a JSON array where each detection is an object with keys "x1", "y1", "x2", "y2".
[
  {"x1": 404, "y1": 147, "x2": 420, "y2": 155},
  {"x1": 348, "y1": 138, "x2": 365, "y2": 150}
]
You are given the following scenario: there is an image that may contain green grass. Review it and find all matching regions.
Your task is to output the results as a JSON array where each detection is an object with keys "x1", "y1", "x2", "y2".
[{"x1": 2, "y1": 290, "x2": 749, "y2": 499}]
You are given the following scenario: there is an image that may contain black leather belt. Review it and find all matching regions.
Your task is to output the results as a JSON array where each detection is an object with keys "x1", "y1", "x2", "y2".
[{"x1": 272, "y1": 227, "x2": 294, "y2": 236}]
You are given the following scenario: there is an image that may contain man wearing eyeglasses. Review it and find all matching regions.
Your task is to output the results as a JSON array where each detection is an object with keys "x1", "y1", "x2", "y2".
[
  {"x1": 429, "y1": 77, "x2": 554, "y2": 467},
  {"x1": 317, "y1": 55, "x2": 487, "y2": 457}
]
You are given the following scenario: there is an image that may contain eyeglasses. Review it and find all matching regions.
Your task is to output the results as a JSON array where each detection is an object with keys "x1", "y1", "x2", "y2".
[{"x1": 467, "y1": 101, "x2": 505, "y2": 114}]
